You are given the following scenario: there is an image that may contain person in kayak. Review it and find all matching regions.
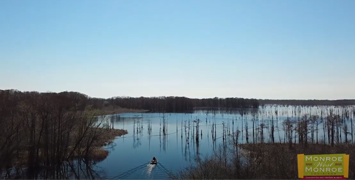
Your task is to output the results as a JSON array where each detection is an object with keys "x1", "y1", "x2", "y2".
[{"x1": 151, "y1": 157, "x2": 157, "y2": 164}]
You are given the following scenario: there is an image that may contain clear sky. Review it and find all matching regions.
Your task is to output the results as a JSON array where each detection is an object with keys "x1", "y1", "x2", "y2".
[{"x1": 1, "y1": 0, "x2": 354, "y2": 99}]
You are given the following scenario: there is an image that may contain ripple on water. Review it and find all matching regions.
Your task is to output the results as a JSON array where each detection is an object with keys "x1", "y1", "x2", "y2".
[{"x1": 122, "y1": 164, "x2": 169, "y2": 179}]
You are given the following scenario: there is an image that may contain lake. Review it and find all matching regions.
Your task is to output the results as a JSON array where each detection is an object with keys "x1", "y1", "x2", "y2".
[{"x1": 96, "y1": 105, "x2": 355, "y2": 179}]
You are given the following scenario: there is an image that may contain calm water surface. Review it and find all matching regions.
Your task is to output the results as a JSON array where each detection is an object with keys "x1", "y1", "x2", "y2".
[{"x1": 96, "y1": 106, "x2": 355, "y2": 179}]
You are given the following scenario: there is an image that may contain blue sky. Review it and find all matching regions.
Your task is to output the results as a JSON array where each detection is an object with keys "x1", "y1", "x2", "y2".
[{"x1": 1, "y1": 0, "x2": 354, "y2": 99}]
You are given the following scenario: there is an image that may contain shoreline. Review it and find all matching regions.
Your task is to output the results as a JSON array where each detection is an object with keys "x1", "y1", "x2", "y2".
[
  {"x1": 10, "y1": 128, "x2": 129, "y2": 167},
  {"x1": 96, "y1": 107, "x2": 149, "y2": 116},
  {"x1": 76, "y1": 128, "x2": 129, "y2": 162}
]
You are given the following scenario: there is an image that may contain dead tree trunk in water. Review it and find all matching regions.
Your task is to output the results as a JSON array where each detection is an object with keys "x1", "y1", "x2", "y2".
[
  {"x1": 283, "y1": 119, "x2": 293, "y2": 149},
  {"x1": 304, "y1": 117, "x2": 308, "y2": 148},
  {"x1": 343, "y1": 123, "x2": 348, "y2": 144},
  {"x1": 260, "y1": 123, "x2": 265, "y2": 144},
  {"x1": 321, "y1": 110, "x2": 326, "y2": 145},
  {"x1": 331, "y1": 118, "x2": 335, "y2": 147},
  {"x1": 271, "y1": 116, "x2": 275, "y2": 144},
  {"x1": 352, "y1": 110, "x2": 354, "y2": 143},
  {"x1": 245, "y1": 119, "x2": 249, "y2": 144},
  {"x1": 252, "y1": 119, "x2": 255, "y2": 143},
  {"x1": 241, "y1": 114, "x2": 244, "y2": 144},
  {"x1": 298, "y1": 117, "x2": 302, "y2": 144},
  {"x1": 336, "y1": 118, "x2": 340, "y2": 144},
  {"x1": 311, "y1": 116, "x2": 316, "y2": 144},
  {"x1": 195, "y1": 119, "x2": 199, "y2": 144},
  {"x1": 316, "y1": 116, "x2": 319, "y2": 144}
]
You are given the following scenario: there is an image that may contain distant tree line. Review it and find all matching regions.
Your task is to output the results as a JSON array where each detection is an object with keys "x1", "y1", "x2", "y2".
[
  {"x1": 194, "y1": 97, "x2": 259, "y2": 109},
  {"x1": 109, "y1": 97, "x2": 259, "y2": 112},
  {"x1": 1, "y1": 89, "x2": 260, "y2": 114},
  {"x1": 259, "y1": 99, "x2": 355, "y2": 106}
]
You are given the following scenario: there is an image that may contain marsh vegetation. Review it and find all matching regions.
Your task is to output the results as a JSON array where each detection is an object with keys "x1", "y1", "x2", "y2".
[
  {"x1": 178, "y1": 105, "x2": 355, "y2": 179},
  {"x1": 1, "y1": 89, "x2": 355, "y2": 179}
]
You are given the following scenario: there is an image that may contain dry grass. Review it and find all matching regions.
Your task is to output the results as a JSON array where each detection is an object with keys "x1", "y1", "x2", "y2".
[
  {"x1": 69, "y1": 128, "x2": 128, "y2": 162},
  {"x1": 90, "y1": 148, "x2": 109, "y2": 162},
  {"x1": 179, "y1": 143, "x2": 355, "y2": 179},
  {"x1": 93, "y1": 128, "x2": 128, "y2": 147},
  {"x1": 69, "y1": 147, "x2": 109, "y2": 162},
  {"x1": 238, "y1": 143, "x2": 355, "y2": 179},
  {"x1": 96, "y1": 106, "x2": 148, "y2": 116}
]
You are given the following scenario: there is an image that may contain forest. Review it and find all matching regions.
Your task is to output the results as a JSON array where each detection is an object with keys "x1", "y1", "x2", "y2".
[
  {"x1": 109, "y1": 96, "x2": 260, "y2": 112},
  {"x1": 0, "y1": 89, "x2": 125, "y2": 178}
]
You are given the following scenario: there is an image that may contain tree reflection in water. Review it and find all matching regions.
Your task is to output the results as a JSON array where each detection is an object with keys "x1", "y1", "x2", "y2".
[{"x1": 1, "y1": 158, "x2": 109, "y2": 179}]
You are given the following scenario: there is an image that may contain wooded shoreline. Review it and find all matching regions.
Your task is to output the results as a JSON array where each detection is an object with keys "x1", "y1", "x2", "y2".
[{"x1": 1, "y1": 89, "x2": 355, "y2": 179}]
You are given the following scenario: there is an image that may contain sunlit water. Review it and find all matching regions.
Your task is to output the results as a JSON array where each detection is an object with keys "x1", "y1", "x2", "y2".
[{"x1": 96, "y1": 105, "x2": 355, "y2": 179}]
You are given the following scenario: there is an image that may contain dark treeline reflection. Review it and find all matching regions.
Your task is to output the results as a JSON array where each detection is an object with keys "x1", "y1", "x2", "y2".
[
  {"x1": 1, "y1": 158, "x2": 107, "y2": 179},
  {"x1": 0, "y1": 89, "x2": 115, "y2": 179},
  {"x1": 109, "y1": 97, "x2": 260, "y2": 112}
]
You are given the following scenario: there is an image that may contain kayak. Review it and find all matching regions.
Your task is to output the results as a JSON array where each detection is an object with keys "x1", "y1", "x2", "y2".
[{"x1": 150, "y1": 160, "x2": 158, "y2": 164}]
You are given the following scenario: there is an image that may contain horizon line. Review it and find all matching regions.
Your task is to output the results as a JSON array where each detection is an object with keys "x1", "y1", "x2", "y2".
[{"x1": 2, "y1": 89, "x2": 355, "y2": 101}]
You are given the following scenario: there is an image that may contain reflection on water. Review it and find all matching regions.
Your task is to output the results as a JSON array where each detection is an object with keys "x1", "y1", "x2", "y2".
[
  {"x1": 146, "y1": 164, "x2": 155, "y2": 176},
  {"x1": 1, "y1": 158, "x2": 107, "y2": 179},
  {"x1": 6, "y1": 106, "x2": 353, "y2": 179},
  {"x1": 97, "y1": 105, "x2": 355, "y2": 179}
]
